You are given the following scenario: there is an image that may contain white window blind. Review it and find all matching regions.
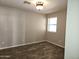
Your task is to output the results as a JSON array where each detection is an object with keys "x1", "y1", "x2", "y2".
[{"x1": 48, "y1": 17, "x2": 57, "y2": 32}]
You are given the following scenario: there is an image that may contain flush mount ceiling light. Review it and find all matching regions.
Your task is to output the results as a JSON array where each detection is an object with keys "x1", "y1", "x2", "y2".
[
  {"x1": 24, "y1": 0, "x2": 44, "y2": 10},
  {"x1": 36, "y1": 1, "x2": 44, "y2": 10}
]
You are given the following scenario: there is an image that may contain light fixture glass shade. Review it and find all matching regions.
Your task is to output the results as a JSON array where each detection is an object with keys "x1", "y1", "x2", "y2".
[
  {"x1": 36, "y1": 1, "x2": 44, "y2": 10},
  {"x1": 36, "y1": 5, "x2": 43, "y2": 10}
]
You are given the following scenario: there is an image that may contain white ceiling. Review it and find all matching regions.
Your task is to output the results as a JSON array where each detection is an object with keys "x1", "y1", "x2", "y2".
[{"x1": 0, "y1": 0, "x2": 67, "y2": 14}]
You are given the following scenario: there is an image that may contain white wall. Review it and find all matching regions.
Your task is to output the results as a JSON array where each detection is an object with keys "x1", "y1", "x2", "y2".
[
  {"x1": 65, "y1": 0, "x2": 79, "y2": 59},
  {"x1": 0, "y1": 6, "x2": 46, "y2": 49},
  {"x1": 46, "y1": 10, "x2": 66, "y2": 48}
]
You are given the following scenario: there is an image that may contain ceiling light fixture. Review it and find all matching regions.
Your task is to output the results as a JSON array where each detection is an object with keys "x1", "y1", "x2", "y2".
[{"x1": 36, "y1": 1, "x2": 44, "y2": 10}]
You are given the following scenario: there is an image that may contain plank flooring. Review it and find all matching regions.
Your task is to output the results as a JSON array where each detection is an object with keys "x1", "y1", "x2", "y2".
[{"x1": 0, "y1": 41, "x2": 64, "y2": 59}]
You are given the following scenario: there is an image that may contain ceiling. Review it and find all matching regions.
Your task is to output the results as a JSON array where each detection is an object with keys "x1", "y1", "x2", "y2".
[{"x1": 0, "y1": 0, "x2": 67, "y2": 14}]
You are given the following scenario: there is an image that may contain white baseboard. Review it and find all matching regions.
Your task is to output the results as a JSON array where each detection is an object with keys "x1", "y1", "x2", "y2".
[
  {"x1": 0, "y1": 40, "x2": 45, "y2": 50},
  {"x1": 46, "y1": 40, "x2": 64, "y2": 48},
  {"x1": 0, "y1": 40, "x2": 64, "y2": 50}
]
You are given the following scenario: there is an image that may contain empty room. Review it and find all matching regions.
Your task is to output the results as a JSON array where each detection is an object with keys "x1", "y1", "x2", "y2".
[{"x1": 0, "y1": 0, "x2": 79, "y2": 59}]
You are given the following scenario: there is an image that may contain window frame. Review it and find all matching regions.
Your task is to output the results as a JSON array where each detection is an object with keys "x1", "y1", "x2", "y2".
[{"x1": 47, "y1": 17, "x2": 57, "y2": 32}]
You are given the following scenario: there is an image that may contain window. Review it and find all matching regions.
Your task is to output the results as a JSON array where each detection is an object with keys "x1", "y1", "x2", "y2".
[{"x1": 48, "y1": 17, "x2": 57, "y2": 32}]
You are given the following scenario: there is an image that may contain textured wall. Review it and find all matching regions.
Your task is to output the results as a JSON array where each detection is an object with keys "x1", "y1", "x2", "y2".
[
  {"x1": 65, "y1": 0, "x2": 79, "y2": 59},
  {"x1": 0, "y1": 6, "x2": 46, "y2": 49},
  {"x1": 46, "y1": 10, "x2": 66, "y2": 48}
]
